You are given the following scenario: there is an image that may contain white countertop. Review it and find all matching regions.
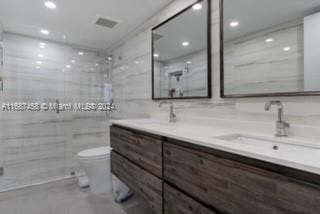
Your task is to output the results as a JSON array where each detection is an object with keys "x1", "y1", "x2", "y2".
[{"x1": 111, "y1": 119, "x2": 320, "y2": 175}]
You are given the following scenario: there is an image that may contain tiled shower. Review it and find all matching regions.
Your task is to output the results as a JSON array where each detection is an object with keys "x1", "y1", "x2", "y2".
[{"x1": 0, "y1": 32, "x2": 109, "y2": 191}]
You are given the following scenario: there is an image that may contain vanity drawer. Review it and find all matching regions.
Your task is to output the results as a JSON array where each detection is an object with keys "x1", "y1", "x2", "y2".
[
  {"x1": 110, "y1": 125, "x2": 162, "y2": 177},
  {"x1": 164, "y1": 142, "x2": 320, "y2": 214},
  {"x1": 111, "y1": 151, "x2": 163, "y2": 214},
  {"x1": 164, "y1": 183, "x2": 217, "y2": 214}
]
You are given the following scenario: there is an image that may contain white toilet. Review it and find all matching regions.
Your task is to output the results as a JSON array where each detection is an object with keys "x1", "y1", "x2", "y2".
[
  {"x1": 77, "y1": 146, "x2": 133, "y2": 201},
  {"x1": 77, "y1": 146, "x2": 112, "y2": 194}
]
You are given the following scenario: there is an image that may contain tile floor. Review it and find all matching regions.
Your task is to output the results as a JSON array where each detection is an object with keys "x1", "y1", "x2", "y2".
[{"x1": 0, "y1": 178, "x2": 152, "y2": 214}]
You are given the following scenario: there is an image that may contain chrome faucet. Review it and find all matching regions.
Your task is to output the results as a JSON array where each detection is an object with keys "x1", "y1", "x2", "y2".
[
  {"x1": 158, "y1": 101, "x2": 177, "y2": 123},
  {"x1": 265, "y1": 100, "x2": 290, "y2": 137}
]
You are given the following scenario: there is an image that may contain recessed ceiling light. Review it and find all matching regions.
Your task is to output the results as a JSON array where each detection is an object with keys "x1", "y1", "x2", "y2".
[
  {"x1": 283, "y1": 47, "x2": 291, "y2": 52},
  {"x1": 192, "y1": 3, "x2": 202, "y2": 10},
  {"x1": 265, "y1": 38, "x2": 274, "y2": 43},
  {"x1": 182, "y1": 41, "x2": 189, "y2": 47},
  {"x1": 153, "y1": 53, "x2": 159, "y2": 58},
  {"x1": 36, "y1": 61, "x2": 42, "y2": 65},
  {"x1": 44, "y1": 1, "x2": 56, "y2": 9},
  {"x1": 38, "y1": 54, "x2": 44, "y2": 58},
  {"x1": 36, "y1": 66, "x2": 41, "y2": 69},
  {"x1": 187, "y1": 61, "x2": 192, "y2": 64},
  {"x1": 229, "y1": 21, "x2": 239, "y2": 28},
  {"x1": 107, "y1": 56, "x2": 113, "y2": 61},
  {"x1": 95, "y1": 63, "x2": 99, "y2": 66},
  {"x1": 66, "y1": 65, "x2": 71, "y2": 68},
  {"x1": 135, "y1": 61, "x2": 139, "y2": 64},
  {"x1": 40, "y1": 29, "x2": 50, "y2": 35},
  {"x1": 78, "y1": 51, "x2": 84, "y2": 56},
  {"x1": 71, "y1": 60, "x2": 76, "y2": 63}
]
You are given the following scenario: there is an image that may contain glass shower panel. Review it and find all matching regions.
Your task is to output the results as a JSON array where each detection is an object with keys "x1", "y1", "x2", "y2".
[
  {"x1": 0, "y1": 32, "x2": 69, "y2": 191},
  {"x1": 64, "y1": 46, "x2": 109, "y2": 176},
  {"x1": 0, "y1": 28, "x2": 108, "y2": 191}
]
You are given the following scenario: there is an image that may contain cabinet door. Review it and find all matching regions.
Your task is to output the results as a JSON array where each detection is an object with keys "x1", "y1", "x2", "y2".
[
  {"x1": 110, "y1": 125, "x2": 162, "y2": 177},
  {"x1": 164, "y1": 142, "x2": 320, "y2": 214},
  {"x1": 164, "y1": 183, "x2": 217, "y2": 214},
  {"x1": 111, "y1": 151, "x2": 162, "y2": 214}
]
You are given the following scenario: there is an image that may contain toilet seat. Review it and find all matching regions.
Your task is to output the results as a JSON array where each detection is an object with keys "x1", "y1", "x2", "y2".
[{"x1": 77, "y1": 147, "x2": 112, "y2": 160}]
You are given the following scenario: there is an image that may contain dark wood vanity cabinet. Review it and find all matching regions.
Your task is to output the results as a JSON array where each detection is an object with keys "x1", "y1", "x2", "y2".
[
  {"x1": 110, "y1": 125, "x2": 163, "y2": 214},
  {"x1": 110, "y1": 125, "x2": 320, "y2": 214},
  {"x1": 164, "y1": 183, "x2": 217, "y2": 214},
  {"x1": 164, "y1": 141, "x2": 320, "y2": 214},
  {"x1": 111, "y1": 151, "x2": 163, "y2": 214},
  {"x1": 110, "y1": 125, "x2": 162, "y2": 177}
]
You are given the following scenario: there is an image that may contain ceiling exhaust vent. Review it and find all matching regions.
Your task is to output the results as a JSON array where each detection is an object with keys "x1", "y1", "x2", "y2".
[{"x1": 93, "y1": 16, "x2": 118, "y2": 29}]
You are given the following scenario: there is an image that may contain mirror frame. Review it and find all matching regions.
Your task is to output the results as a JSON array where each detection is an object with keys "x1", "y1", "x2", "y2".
[
  {"x1": 151, "y1": 0, "x2": 212, "y2": 100},
  {"x1": 220, "y1": 0, "x2": 320, "y2": 98}
]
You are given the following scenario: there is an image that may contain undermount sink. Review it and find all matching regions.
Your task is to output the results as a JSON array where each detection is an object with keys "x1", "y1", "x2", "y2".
[{"x1": 215, "y1": 133, "x2": 320, "y2": 153}]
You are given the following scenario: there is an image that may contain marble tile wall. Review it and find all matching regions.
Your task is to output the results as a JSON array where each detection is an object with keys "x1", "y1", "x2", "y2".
[
  {"x1": 108, "y1": 31, "x2": 154, "y2": 119},
  {"x1": 0, "y1": 32, "x2": 108, "y2": 191},
  {"x1": 108, "y1": 0, "x2": 320, "y2": 142}
]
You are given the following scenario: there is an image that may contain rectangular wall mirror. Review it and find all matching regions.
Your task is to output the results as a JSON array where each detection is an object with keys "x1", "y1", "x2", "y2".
[
  {"x1": 152, "y1": 0, "x2": 211, "y2": 100},
  {"x1": 222, "y1": 0, "x2": 320, "y2": 98}
]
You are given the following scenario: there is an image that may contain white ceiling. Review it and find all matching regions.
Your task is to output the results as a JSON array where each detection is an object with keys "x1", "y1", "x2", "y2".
[
  {"x1": 0, "y1": 0, "x2": 173, "y2": 51},
  {"x1": 224, "y1": 0, "x2": 320, "y2": 41},
  {"x1": 154, "y1": 0, "x2": 207, "y2": 61}
]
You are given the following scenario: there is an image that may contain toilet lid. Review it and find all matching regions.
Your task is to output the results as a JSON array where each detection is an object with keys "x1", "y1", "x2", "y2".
[{"x1": 77, "y1": 147, "x2": 112, "y2": 158}]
